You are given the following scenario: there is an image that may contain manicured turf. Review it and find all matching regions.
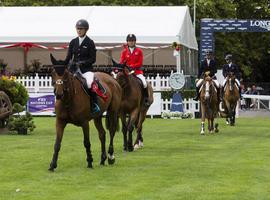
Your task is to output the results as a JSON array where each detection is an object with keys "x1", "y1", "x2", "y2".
[{"x1": 1, "y1": 117, "x2": 270, "y2": 200}]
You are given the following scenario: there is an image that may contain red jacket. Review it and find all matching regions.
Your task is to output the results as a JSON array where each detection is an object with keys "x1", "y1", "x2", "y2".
[{"x1": 120, "y1": 46, "x2": 143, "y2": 75}]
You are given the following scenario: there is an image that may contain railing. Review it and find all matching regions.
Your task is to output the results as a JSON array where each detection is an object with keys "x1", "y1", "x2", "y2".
[
  {"x1": 16, "y1": 73, "x2": 200, "y2": 116},
  {"x1": 16, "y1": 73, "x2": 173, "y2": 93}
]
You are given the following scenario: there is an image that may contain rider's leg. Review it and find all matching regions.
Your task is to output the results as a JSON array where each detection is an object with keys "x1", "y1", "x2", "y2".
[
  {"x1": 82, "y1": 71, "x2": 100, "y2": 114},
  {"x1": 136, "y1": 74, "x2": 150, "y2": 106},
  {"x1": 193, "y1": 79, "x2": 203, "y2": 101}
]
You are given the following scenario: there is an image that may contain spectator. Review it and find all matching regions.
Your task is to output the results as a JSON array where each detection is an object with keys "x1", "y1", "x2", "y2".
[{"x1": 250, "y1": 84, "x2": 258, "y2": 109}]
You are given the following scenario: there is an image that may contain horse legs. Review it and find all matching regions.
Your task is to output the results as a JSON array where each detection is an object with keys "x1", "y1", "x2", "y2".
[
  {"x1": 94, "y1": 117, "x2": 107, "y2": 165},
  {"x1": 120, "y1": 113, "x2": 128, "y2": 151},
  {"x1": 106, "y1": 111, "x2": 119, "y2": 165},
  {"x1": 200, "y1": 103, "x2": 205, "y2": 135},
  {"x1": 134, "y1": 109, "x2": 147, "y2": 150},
  {"x1": 49, "y1": 118, "x2": 66, "y2": 171},
  {"x1": 81, "y1": 121, "x2": 94, "y2": 168},
  {"x1": 127, "y1": 110, "x2": 139, "y2": 152}
]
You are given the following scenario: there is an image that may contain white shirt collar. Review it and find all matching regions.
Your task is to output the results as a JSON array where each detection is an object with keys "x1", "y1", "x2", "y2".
[
  {"x1": 79, "y1": 35, "x2": 86, "y2": 46},
  {"x1": 129, "y1": 47, "x2": 135, "y2": 53}
]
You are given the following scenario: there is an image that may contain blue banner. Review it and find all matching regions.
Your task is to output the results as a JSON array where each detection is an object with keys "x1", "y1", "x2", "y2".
[{"x1": 27, "y1": 94, "x2": 55, "y2": 114}]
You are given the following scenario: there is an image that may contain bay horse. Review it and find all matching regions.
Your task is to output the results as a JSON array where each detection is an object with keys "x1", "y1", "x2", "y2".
[
  {"x1": 49, "y1": 56, "x2": 122, "y2": 171},
  {"x1": 223, "y1": 72, "x2": 240, "y2": 126},
  {"x1": 112, "y1": 60, "x2": 153, "y2": 151},
  {"x1": 199, "y1": 74, "x2": 219, "y2": 135}
]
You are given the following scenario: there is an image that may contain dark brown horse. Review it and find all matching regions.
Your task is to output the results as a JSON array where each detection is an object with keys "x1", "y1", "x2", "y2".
[
  {"x1": 112, "y1": 61, "x2": 153, "y2": 151},
  {"x1": 49, "y1": 58, "x2": 122, "y2": 171},
  {"x1": 199, "y1": 75, "x2": 219, "y2": 135},
  {"x1": 223, "y1": 72, "x2": 240, "y2": 126}
]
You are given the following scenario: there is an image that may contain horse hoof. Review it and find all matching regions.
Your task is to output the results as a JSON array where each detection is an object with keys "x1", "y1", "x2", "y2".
[
  {"x1": 87, "y1": 163, "x2": 93, "y2": 168},
  {"x1": 200, "y1": 131, "x2": 205, "y2": 135},
  {"x1": 134, "y1": 144, "x2": 140, "y2": 150},
  {"x1": 215, "y1": 129, "x2": 219, "y2": 133},
  {"x1": 48, "y1": 167, "x2": 55, "y2": 172},
  {"x1": 128, "y1": 146, "x2": 134, "y2": 152},
  {"x1": 108, "y1": 158, "x2": 115, "y2": 165},
  {"x1": 139, "y1": 141, "x2": 144, "y2": 147}
]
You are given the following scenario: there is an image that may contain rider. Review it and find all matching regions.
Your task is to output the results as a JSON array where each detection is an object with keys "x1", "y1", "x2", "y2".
[
  {"x1": 120, "y1": 34, "x2": 150, "y2": 106},
  {"x1": 222, "y1": 54, "x2": 241, "y2": 98},
  {"x1": 193, "y1": 50, "x2": 221, "y2": 101},
  {"x1": 64, "y1": 19, "x2": 100, "y2": 114}
]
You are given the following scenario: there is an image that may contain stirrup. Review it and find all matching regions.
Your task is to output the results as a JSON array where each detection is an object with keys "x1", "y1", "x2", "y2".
[{"x1": 91, "y1": 103, "x2": 100, "y2": 114}]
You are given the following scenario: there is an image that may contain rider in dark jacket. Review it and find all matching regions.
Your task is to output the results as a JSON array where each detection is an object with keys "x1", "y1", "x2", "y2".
[
  {"x1": 222, "y1": 54, "x2": 241, "y2": 98},
  {"x1": 193, "y1": 50, "x2": 221, "y2": 101},
  {"x1": 64, "y1": 19, "x2": 99, "y2": 113}
]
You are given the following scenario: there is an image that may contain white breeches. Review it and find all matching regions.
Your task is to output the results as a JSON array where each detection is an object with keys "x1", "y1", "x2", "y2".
[
  {"x1": 222, "y1": 78, "x2": 240, "y2": 87},
  {"x1": 196, "y1": 78, "x2": 219, "y2": 88},
  {"x1": 82, "y1": 71, "x2": 94, "y2": 88},
  {"x1": 136, "y1": 74, "x2": 147, "y2": 88}
]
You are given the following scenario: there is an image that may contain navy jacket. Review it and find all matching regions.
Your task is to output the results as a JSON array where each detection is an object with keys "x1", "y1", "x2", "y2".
[
  {"x1": 198, "y1": 59, "x2": 217, "y2": 78},
  {"x1": 65, "y1": 36, "x2": 96, "y2": 73},
  {"x1": 222, "y1": 63, "x2": 240, "y2": 80}
]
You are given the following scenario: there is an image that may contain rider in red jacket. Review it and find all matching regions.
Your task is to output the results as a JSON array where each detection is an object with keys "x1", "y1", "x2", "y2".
[{"x1": 120, "y1": 34, "x2": 150, "y2": 106}]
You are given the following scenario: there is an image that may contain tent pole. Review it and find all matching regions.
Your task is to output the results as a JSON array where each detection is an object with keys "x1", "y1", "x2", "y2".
[{"x1": 23, "y1": 49, "x2": 27, "y2": 72}]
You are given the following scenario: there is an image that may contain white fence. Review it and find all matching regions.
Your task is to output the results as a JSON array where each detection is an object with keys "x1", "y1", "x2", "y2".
[
  {"x1": 16, "y1": 73, "x2": 173, "y2": 93},
  {"x1": 16, "y1": 73, "x2": 200, "y2": 116}
]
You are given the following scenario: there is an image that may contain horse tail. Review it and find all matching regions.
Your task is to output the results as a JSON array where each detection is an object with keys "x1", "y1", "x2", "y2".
[{"x1": 105, "y1": 111, "x2": 120, "y2": 132}]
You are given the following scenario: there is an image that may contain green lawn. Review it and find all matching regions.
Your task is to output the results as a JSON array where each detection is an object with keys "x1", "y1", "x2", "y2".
[{"x1": 1, "y1": 117, "x2": 270, "y2": 200}]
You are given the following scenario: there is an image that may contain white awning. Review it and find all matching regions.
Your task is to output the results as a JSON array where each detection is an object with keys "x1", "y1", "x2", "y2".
[{"x1": 0, "y1": 6, "x2": 198, "y2": 50}]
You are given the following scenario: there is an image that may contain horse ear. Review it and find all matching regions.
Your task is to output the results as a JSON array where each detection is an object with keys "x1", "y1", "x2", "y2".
[{"x1": 50, "y1": 53, "x2": 58, "y2": 65}]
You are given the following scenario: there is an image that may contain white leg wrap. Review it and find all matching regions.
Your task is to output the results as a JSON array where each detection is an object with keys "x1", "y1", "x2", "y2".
[{"x1": 82, "y1": 72, "x2": 94, "y2": 88}]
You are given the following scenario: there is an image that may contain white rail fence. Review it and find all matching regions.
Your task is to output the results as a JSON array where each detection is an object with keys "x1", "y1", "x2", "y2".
[
  {"x1": 15, "y1": 73, "x2": 200, "y2": 116},
  {"x1": 16, "y1": 73, "x2": 172, "y2": 93},
  {"x1": 15, "y1": 74, "x2": 270, "y2": 117}
]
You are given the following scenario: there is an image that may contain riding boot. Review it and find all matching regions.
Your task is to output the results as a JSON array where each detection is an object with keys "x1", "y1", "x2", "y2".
[
  {"x1": 143, "y1": 87, "x2": 151, "y2": 107},
  {"x1": 239, "y1": 87, "x2": 242, "y2": 99},
  {"x1": 217, "y1": 87, "x2": 222, "y2": 102},
  {"x1": 89, "y1": 90, "x2": 100, "y2": 114},
  {"x1": 193, "y1": 87, "x2": 200, "y2": 101}
]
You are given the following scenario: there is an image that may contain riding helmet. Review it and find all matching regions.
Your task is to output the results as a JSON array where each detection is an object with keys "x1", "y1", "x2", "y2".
[
  {"x1": 75, "y1": 19, "x2": 89, "y2": 30},
  {"x1": 126, "y1": 34, "x2": 136, "y2": 41},
  {"x1": 225, "y1": 54, "x2": 232, "y2": 61}
]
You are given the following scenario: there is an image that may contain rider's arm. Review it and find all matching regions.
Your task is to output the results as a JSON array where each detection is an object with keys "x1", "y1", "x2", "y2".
[{"x1": 64, "y1": 39, "x2": 74, "y2": 65}]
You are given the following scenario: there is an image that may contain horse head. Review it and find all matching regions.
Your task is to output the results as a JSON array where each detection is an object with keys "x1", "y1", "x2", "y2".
[
  {"x1": 50, "y1": 54, "x2": 70, "y2": 100},
  {"x1": 226, "y1": 72, "x2": 236, "y2": 91}
]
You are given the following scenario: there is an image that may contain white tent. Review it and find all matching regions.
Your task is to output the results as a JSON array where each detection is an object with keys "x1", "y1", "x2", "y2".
[{"x1": 0, "y1": 6, "x2": 197, "y2": 50}]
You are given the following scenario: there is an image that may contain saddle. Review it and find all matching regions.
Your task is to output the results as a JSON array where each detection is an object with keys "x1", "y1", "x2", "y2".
[{"x1": 74, "y1": 71, "x2": 108, "y2": 101}]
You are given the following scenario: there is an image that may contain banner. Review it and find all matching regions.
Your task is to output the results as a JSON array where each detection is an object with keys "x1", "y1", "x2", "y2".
[{"x1": 27, "y1": 94, "x2": 55, "y2": 116}]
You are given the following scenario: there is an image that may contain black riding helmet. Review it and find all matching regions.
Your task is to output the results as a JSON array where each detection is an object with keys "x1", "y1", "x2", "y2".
[
  {"x1": 75, "y1": 19, "x2": 89, "y2": 30},
  {"x1": 225, "y1": 54, "x2": 232, "y2": 61},
  {"x1": 126, "y1": 34, "x2": 136, "y2": 41}
]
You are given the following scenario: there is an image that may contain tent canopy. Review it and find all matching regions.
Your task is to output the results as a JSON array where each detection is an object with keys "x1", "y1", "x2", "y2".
[{"x1": 0, "y1": 6, "x2": 198, "y2": 50}]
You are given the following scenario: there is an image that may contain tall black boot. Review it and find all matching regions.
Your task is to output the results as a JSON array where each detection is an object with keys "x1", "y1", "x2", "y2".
[
  {"x1": 89, "y1": 90, "x2": 100, "y2": 114},
  {"x1": 193, "y1": 87, "x2": 200, "y2": 101},
  {"x1": 239, "y1": 87, "x2": 242, "y2": 99},
  {"x1": 143, "y1": 87, "x2": 151, "y2": 107},
  {"x1": 217, "y1": 87, "x2": 222, "y2": 102}
]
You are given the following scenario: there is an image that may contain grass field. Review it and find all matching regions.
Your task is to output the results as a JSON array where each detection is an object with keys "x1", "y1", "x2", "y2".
[{"x1": 1, "y1": 117, "x2": 270, "y2": 200}]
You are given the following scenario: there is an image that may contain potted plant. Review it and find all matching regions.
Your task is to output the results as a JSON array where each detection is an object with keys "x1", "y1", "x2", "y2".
[{"x1": 8, "y1": 103, "x2": 36, "y2": 135}]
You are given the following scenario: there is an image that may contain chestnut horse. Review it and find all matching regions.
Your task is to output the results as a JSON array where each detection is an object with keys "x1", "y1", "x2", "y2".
[
  {"x1": 223, "y1": 72, "x2": 240, "y2": 126},
  {"x1": 112, "y1": 60, "x2": 153, "y2": 151},
  {"x1": 199, "y1": 75, "x2": 219, "y2": 135},
  {"x1": 49, "y1": 58, "x2": 122, "y2": 171}
]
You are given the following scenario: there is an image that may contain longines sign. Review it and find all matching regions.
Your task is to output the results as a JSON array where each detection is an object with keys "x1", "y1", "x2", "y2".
[
  {"x1": 250, "y1": 20, "x2": 270, "y2": 31},
  {"x1": 200, "y1": 18, "x2": 270, "y2": 60}
]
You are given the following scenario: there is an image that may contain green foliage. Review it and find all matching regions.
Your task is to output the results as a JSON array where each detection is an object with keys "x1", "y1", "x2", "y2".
[
  {"x1": 0, "y1": 77, "x2": 29, "y2": 106},
  {"x1": 7, "y1": 103, "x2": 36, "y2": 134},
  {"x1": 1, "y1": 117, "x2": 270, "y2": 199},
  {"x1": 161, "y1": 89, "x2": 196, "y2": 99}
]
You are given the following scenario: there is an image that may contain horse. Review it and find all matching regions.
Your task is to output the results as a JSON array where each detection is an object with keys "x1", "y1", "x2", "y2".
[
  {"x1": 223, "y1": 72, "x2": 240, "y2": 126},
  {"x1": 199, "y1": 74, "x2": 219, "y2": 134},
  {"x1": 111, "y1": 60, "x2": 153, "y2": 151},
  {"x1": 49, "y1": 55, "x2": 122, "y2": 171}
]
